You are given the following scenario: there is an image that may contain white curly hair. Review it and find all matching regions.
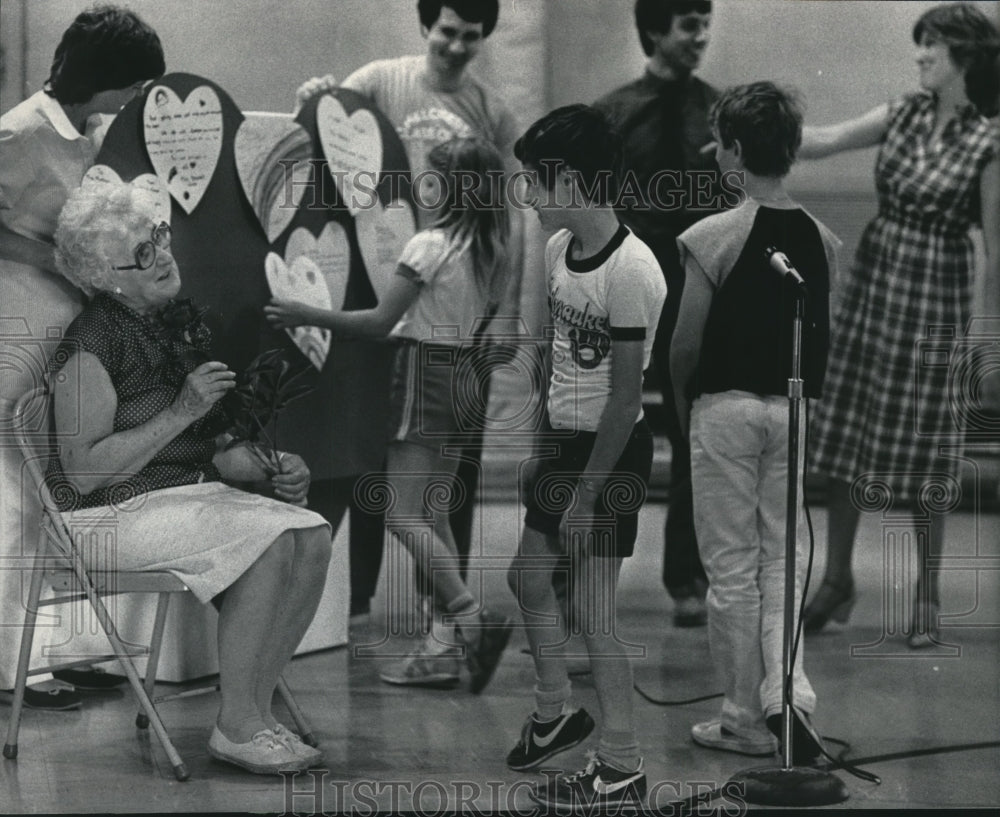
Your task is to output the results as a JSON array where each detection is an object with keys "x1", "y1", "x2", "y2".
[{"x1": 53, "y1": 179, "x2": 163, "y2": 297}]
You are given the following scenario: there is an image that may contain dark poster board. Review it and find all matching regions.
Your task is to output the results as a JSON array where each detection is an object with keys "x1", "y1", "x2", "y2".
[{"x1": 96, "y1": 74, "x2": 414, "y2": 479}]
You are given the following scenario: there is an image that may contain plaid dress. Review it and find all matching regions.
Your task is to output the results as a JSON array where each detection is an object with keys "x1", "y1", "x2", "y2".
[{"x1": 810, "y1": 93, "x2": 999, "y2": 504}]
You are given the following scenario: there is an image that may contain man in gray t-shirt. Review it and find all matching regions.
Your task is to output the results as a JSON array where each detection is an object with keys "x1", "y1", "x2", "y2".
[{"x1": 296, "y1": 0, "x2": 518, "y2": 688}]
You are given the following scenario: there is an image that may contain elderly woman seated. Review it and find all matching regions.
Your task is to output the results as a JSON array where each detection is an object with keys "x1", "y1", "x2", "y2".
[{"x1": 46, "y1": 179, "x2": 333, "y2": 775}]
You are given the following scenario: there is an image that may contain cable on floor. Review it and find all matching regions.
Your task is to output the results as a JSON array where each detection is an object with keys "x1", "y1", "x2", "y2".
[
  {"x1": 648, "y1": 740, "x2": 997, "y2": 815},
  {"x1": 632, "y1": 683, "x2": 723, "y2": 706}
]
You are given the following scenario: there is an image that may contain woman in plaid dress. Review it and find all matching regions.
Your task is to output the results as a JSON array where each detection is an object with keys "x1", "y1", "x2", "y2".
[{"x1": 798, "y1": 3, "x2": 999, "y2": 646}]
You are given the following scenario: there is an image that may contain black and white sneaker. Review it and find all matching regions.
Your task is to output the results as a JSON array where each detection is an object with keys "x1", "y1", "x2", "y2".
[
  {"x1": 530, "y1": 752, "x2": 646, "y2": 811},
  {"x1": 506, "y1": 707, "x2": 595, "y2": 771}
]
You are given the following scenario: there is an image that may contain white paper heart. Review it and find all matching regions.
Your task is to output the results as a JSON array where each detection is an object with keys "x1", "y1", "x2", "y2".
[
  {"x1": 234, "y1": 114, "x2": 312, "y2": 243},
  {"x1": 265, "y1": 252, "x2": 332, "y2": 370},
  {"x1": 143, "y1": 85, "x2": 223, "y2": 214},
  {"x1": 82, "y1": 165, "x2": 172, "y2": 225},
  {"x1": 316, "y1": 95, "x2": 383, "y2": 216},
  {"x1": 285, "y1": 224, "x2": 351, "y2": 312},
  {"x1": 355, "y1": 199, "x2": 416, "y2": 301}
]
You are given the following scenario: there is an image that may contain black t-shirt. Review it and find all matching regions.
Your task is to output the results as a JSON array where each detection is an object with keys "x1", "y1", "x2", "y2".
[{"x1": 681, "y1": 204, "x2": 834, "y2": 399}]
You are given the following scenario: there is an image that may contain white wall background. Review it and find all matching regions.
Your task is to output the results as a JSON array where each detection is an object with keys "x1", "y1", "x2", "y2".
[
  {"x1": 1, "y1": 0, "x2": 996, "y2": 282},
  {"x1": 3, "y1": 0, "x2": 998, "y2": 192}
]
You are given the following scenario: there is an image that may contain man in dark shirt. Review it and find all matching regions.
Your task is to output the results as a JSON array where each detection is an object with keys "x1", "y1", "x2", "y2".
[{"x1": 594, "y1": 0, "x2": 720, "y2": 627}]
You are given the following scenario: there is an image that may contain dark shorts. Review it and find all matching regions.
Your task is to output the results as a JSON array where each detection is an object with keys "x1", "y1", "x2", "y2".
[
  {"x1": 523, "y1": 419, "x2": 654, "y2": 557},
  {"x1": 387, "y1": 339, "x2": 489, "y2": 449}
]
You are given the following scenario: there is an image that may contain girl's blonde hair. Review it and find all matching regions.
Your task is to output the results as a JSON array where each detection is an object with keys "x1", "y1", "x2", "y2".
[{"x1": 426, "y1": 137, "x2": 511, "y2": 311}]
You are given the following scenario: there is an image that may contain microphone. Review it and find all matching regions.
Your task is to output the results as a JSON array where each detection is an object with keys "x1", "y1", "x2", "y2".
[{"x1": 765, "y1": 246, "x2": 807, "y2": 289}]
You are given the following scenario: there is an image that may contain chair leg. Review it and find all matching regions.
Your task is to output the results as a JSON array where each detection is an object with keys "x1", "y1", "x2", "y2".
[
  {"x1": 3, "y1": 541, "x2": 48, "y2": 760},
  {"x1": 136, "y1": 591, "x2": 171, "y2": 730},
  {"x1": 69, "y1": 554, "x2": 189, "y2": 781},
  {"x1": 276, "y1": 676, "x2": 318, "y2": 747}
]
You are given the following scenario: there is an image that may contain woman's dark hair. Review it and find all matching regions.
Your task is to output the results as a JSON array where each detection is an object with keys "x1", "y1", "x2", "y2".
[
  {"x1": 913, "y1": 2, "x2": 1000, "y2": 116},
  {"x1": 46, "y1": 5, "x2": 165, "y2": 104},
  {"x1": 417, "y1": 0, "x2": 499, "y2": 38},
  {"x1": 711, "y1": 82, "x2": 804, "y2": 178},
  {"x1": 514, "y1": 104, "x2": 623, "y2": 205},
  {"x1": 634, "y1": 0, "x2": 712, "y2": 57}
]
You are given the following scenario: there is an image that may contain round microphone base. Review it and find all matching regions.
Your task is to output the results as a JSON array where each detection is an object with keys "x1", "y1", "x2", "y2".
[{"x1": 729, "y1": 765, "x2": 849, "y2": 807}]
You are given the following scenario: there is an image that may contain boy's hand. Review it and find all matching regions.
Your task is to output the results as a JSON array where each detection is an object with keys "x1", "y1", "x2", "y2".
[
  {"x1": 558, "y1": 482, "x2": 599, "y2": 549},
  {"x1": 265, "y1": 298, "x2": 314, "y2": 329}
]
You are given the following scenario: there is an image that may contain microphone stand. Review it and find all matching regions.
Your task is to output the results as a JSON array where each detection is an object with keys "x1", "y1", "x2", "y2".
[{"x1": 728, "y1": 282, "x2": 849, "y2": 807}]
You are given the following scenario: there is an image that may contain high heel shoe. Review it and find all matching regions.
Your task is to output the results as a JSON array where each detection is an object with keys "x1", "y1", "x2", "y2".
[
  {"x1": 906, "y1": 601, "x2": 940, "y2": 649},
  {"x1": 802, "y1": 580, "x2": 857, "y2": 634}
]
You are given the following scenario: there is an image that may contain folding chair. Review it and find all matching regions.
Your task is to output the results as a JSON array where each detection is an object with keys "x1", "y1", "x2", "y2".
[{"x1": 2, "y1": 385, "x2": 317, "y2": 781}]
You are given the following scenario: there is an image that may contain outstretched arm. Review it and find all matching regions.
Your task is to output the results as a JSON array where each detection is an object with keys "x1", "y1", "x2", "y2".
[
  {"x1": 798, "y1": 104, "x2": 890, "y2": 160},
  {"x1": 264, "y1": 270, "x2": 421, "y2": 339}
]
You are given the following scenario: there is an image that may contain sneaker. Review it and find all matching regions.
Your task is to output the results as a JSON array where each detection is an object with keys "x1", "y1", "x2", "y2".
[
  {"x1": 207, "y1": 726, "x2": 312, "y2": 774},
  {"x1": 673, "y1": 595, "x2": 707, "y2": 627},
  {"x1": 465, "y1": 610, "x2": 513, "y2": 694},
  {"x1": 52, "y1": 668, "x2": 125, "y2": 691},
  {"x1": 272, "y1": 723, "x2": 324, "y2": 764},
  {"x1": 530, "y1": 752, "x2": 646, "y2": 810},
  {"x1": 0, "y1": 686, "x2": 82, "y2": 711},
  {"x1": 379, "y1": 640, "x2": 461, "y2": 689},
  {"x1": 691, "y1": 719, "x2": 777, "y2": 756},
  {"x1": 766, "y1": 709, "x2": 823, "y2": 765},
  {"x1": 506, "y1": 707, "x2": 595, "y2": 771}
]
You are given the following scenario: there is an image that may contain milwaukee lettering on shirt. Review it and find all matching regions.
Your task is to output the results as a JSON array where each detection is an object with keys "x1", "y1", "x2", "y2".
[{"x1": 544, "y1": 227, "x2": 665, "y2": 432}]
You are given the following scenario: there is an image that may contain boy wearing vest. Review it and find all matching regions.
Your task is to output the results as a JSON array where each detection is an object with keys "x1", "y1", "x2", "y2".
[{"x1": 670, "y1": 82, "x2": 840, "y2": 763}]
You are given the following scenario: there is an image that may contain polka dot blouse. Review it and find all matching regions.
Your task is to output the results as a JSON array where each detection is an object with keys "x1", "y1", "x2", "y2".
[{"x1": 46, "y1": 293, "x2": 229, "y2": 511}]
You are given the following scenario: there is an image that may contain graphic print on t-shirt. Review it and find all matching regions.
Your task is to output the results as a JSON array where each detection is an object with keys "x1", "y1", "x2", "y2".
[
  {"x1": 550, "y1": 289, "x2": 611, "y2": 370},
  {"x1": 397, "y1": 107, "x2": 473, "y2": 178},
  {"x1": 544, "y1": 228, "x2": 665, "y2": 432}
]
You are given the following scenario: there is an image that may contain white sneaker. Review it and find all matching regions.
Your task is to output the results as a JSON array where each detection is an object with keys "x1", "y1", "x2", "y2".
[
  {"x1": 379, "y1": 638, "x2": 461, "y2": 688},
  {"x1": 691, "y1": 720, "x2": 777, "y2": 756},
  {"x1": 272, "y1": 723, "x2": 324, "y2": 764},
  {"x1": 207, "y1": 726, "x2": 312, "y2": 774}
]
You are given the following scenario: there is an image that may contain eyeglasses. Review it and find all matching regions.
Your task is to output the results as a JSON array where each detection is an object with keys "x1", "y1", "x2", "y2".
[{"x1": 112, "y1": 222, "x2": 172, "y2": 271}]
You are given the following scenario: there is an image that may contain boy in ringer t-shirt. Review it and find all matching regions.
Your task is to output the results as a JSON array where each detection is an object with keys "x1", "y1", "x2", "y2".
[{"x1": 506, "y1": 104, "x2": 665, "y2": 811}]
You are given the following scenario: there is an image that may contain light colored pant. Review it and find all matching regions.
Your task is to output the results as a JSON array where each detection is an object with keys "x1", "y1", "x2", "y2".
[{"x1": 690, "y1": 391, "x2": 816, "y2": 737}]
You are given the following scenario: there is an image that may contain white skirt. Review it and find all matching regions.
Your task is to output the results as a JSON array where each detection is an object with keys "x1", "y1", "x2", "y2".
[{"x1": 60, "y1": 482, "x2": 331, "y2": 603}]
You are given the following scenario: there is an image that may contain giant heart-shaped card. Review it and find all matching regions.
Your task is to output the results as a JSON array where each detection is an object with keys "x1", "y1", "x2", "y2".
[
  {"x1": 285, "y1": 224, "x2": 351, "y2": 312},
  {"x1": 144, "y1": 85, "x2": 223, "y2": 214},
  {"x1": 82, "y1": 165, "x2": 172, "y2": 225},
  {"x1": 354, "y1": 199, "x2": 416, "y2": 300},
  {"x1": 265, "y1": 252, "x2": 332, "y2": 371},
  {"x1": 234, "y1": 113, "x2": 312, "y2": 243},
  {"x1": 316, "y1": 94, "x2": 383, "y2": 216}
]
